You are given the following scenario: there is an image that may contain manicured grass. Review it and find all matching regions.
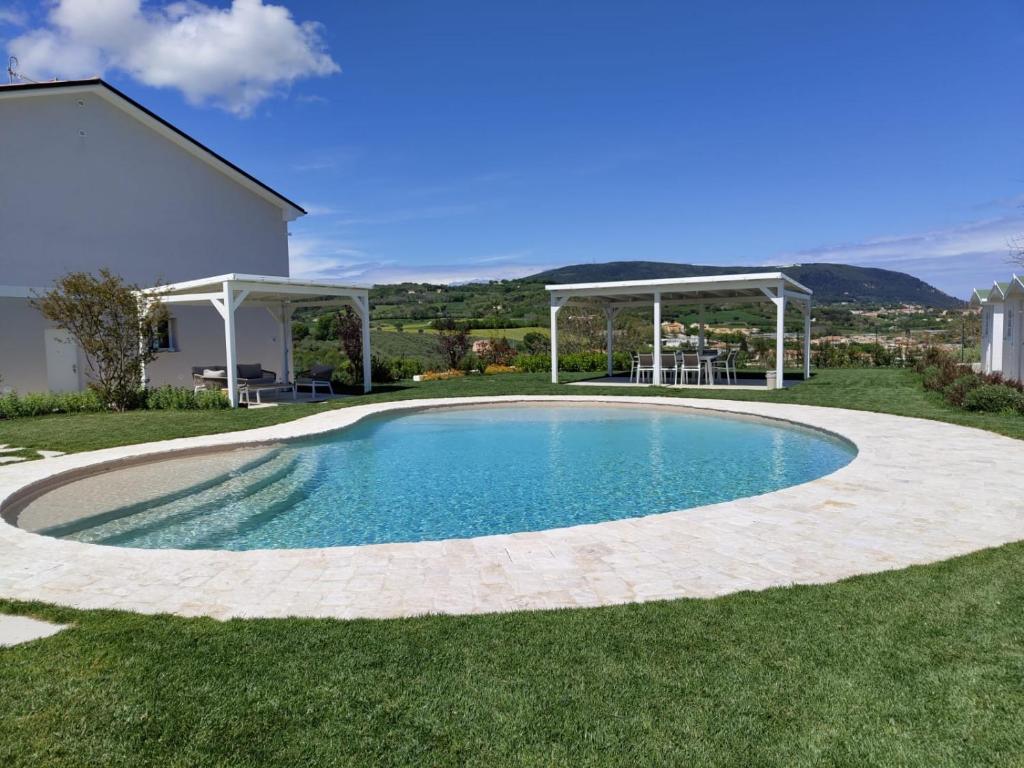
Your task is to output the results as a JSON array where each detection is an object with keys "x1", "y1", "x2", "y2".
[
  {"x1": 4, "y1": 543, "x2": 1024, "y2": 766},
  {"x1": 2, "y1": 367, "x2": 1023, "y2": 766},
  {"x1": 3, "y1": 368, "x2": 1024, "y2": 454}
]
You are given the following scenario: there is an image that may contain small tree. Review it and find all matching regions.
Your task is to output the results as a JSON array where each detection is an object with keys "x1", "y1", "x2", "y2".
[
  {"x1": 435, "y1": 318, "x2": 471, "y2": 369},
  {"x1": 332, "y1": 307, "x2": 365, "y2": 386},
  {"x1": 34, "y1": 269, "x2": 168, "y2": 411}
]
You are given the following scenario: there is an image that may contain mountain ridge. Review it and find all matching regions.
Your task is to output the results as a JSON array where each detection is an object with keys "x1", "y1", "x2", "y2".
[{"x1": 524, "y1": 261, "x2": 963, "y2": 308}]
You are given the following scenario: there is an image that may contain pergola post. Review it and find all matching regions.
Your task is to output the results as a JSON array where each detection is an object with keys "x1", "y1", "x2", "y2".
[
  {"x1": 223, "y1": 280, "x2": 239, "y2": 407},
  {"x1": 653, "y1": 291, "x2": 662, "y2": 385},
  {"x1": 549, "y1": 295, "x2": 565, "y2": 384},
  {"x1": 347, "y1": 293, "x2": 372, "y2": 394},
  {"x1": 803, "y1": 299, "x2": 812, "y2": 379},
  {"x1": 604, "y1": 305, "x2": 618, "y2": 377},
  {"x1": 773, "y1": 285, "x2": 786, "y2": 390},
  {"x1": 698, "y1": 303, "x2": 705, "y2": 353}
]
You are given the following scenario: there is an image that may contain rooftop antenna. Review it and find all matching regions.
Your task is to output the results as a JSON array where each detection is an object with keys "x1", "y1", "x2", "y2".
[{"x1": 6, "y1": 56, "x2": 38, "y2": 84}]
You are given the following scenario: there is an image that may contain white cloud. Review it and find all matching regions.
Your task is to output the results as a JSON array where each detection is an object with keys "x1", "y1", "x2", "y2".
[
  {"x1": 9, "y1": 0, "x2": 339, "y2": 115},
  {"x1": 289, "y1": 235, "x2": 549, "y2": 284},
  {"x1": 0, "y1": 7, "x2": 28, "y2": 26},
  {"x1": 776, "y1": 212, "x2": 1024, "y2": 297}
]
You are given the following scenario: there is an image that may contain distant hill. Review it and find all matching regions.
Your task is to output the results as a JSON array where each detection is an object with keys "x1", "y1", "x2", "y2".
[{"x1": 527, "y1": 261, "x2": 963, "y2": 308}]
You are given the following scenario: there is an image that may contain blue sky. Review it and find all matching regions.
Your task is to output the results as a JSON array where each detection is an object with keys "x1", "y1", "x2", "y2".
[{"x1": 3, "y1": 0, "x2": 1024, "y2": 296}]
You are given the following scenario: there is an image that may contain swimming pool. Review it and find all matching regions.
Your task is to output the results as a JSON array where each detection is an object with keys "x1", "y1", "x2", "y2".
[{"x1": 22, "y1": 403, "x2": 855, "y2": 550}]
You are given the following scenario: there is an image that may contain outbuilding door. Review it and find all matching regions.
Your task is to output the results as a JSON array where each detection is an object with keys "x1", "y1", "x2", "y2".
[{"x1": 44, "y1": 329, "x2": 80, "y2": 392}]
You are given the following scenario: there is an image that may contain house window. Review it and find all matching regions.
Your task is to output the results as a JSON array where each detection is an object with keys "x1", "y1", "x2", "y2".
[{"x1": 152, "y1": 317, "x2": 178, "y2": 352}]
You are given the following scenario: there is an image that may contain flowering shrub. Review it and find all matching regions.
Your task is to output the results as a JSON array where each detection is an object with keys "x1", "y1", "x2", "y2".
[
  {"x1": 483, "y1": 364, "x2": 517, "y2": 375},
  {"x1": 419, "y1": 369, "x2": 466, "y2": 381}
]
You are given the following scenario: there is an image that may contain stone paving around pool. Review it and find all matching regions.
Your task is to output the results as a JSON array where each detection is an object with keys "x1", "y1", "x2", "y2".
[{"x1": 0, "y1": 396, "x2": 1021, "y2": 620}]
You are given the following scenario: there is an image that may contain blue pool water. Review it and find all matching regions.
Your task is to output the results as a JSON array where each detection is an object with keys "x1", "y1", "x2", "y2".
[{"x1": 53, "y1": 404, "x2": 855, "y2": 550}]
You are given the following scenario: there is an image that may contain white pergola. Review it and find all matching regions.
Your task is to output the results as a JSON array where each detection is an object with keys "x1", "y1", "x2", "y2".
[
  {"x1": 546, "y1": 272, "x2": 813, "y2": 389},
  {"x1": 141, "y1": 273, "x2": 373, "y2": 406}
]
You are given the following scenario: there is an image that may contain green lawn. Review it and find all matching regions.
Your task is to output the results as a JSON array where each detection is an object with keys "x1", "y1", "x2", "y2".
[{"x1": 2, "y1": 368, "x2": 1024, "y2": 766}]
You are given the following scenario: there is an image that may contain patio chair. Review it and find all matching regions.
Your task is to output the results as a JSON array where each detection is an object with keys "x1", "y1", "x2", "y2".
[
  {"x1": 713, "y1": 349, "x2": 738, "y2": 385},
  {"x1": 658, "y1": 351, "x2": 678, "y2": 385},
  {"x1": 679, "y1": 352, "x2": 704, "y2": 385},
  {"x1": 629, "y1": 352, "x2": 639, "y2": 383},
  {"x1": 635, "y1": 353, "x2": 654, "y2": 383},
  {"x1": 295, "y1": 364, "x2": 335, "y2": 397}
]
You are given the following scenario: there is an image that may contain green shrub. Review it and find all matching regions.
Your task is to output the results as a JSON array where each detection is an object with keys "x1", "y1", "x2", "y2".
[
  {"x1": 0, "y1": 389, "x2": 106, "y2": 418},
  {"x1": 921, "y1": 365, "x2": 947, "y2": 392},
  {"x1": 145, "y1": 385, "x2": 229, "y2": 411},
  {"x1": 386, "y1": 357, "x2": 424, "y2": 381},
  {"x1": 370, "y1": 355, "x2": 397, "y2": 384},
  {"x1": 962, "y1": 384, "x2": 1024, "y2": 413},
  {"x1": 512, "y1": 351, "x2": 633, "y2": 373},
  {"x1": 943, "y1": 374, "x2": 981, "y2": 408},
  {"x1": 512, "y1": 353, "x2": 549, "y2": 373}
]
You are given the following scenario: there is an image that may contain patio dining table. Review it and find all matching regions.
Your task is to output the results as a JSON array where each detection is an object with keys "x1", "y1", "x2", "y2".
[{"x1": 698, "y1": 351, "x2": 719, "y2": 383}]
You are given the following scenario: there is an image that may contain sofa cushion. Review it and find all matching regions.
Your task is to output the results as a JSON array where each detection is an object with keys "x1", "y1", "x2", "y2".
[{"x1": 237, "y1": 363, "x2": 262, "y2": 380}]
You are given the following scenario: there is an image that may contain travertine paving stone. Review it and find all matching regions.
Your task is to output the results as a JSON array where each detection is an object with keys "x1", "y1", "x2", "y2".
[{"x1": 0, "y1": 396, "x2": 1021, "y2": 620}]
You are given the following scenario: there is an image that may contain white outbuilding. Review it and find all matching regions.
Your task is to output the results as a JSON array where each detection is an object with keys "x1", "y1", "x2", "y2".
[{"x1": 972, "y1": 276, "x2": 1024, "y2": 382}]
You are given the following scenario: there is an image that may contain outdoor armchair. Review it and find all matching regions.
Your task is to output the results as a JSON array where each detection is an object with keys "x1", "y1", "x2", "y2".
[{"x1": 295, "y1": 364, "x2": 335, "y2": 397}]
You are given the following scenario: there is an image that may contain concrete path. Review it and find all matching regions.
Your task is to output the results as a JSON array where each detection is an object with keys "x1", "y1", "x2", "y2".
[
  {"x1": 0, "y1": 396, "x2": 1021, "y2": 620},
  {"x1": 0, "y1": 614, "x2": 67, "y2": 647}
]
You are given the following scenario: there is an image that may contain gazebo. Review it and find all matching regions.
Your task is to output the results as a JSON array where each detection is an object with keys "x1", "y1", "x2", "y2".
[
  {"x1": 545, "y1": 271, "x2": 813, "y2": 388},
  {"x1": 141, "y1": 274, "x2": 373, "y2": 406}
]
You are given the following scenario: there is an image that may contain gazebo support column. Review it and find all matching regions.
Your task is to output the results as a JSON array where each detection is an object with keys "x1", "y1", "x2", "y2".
[
  {"x1": 604, "y1": 305, "x2": 619, "y2": 377},
  {"x1": 348, "y1": 294, "x2": 372, "y2": 394},
  {"x1": 549, "y1": 294, "x2": 565, "y2": 384},
  {"x1": 653, "y1": 291, "x2": 662, "y2": 385},
  {"x1": 772, "y1": 289, "x2": 786, "y2": 390},
  {"x1": 222, "y1": 280, "x2": 239, "y2": 407}
]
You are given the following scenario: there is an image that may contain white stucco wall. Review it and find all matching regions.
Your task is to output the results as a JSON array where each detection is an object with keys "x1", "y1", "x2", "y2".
[
  {"x1": 0, "y1": 88, "x2": 289, "y2": 286},
  {"x1": 0, "y1": 86, "x2": 296, "y2": 394}
]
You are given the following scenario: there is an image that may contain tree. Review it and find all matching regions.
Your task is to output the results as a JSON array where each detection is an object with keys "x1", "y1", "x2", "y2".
[
  {"x1": 435, "y1": 317, "x2": 471, "y2": 369},
  {"x1": 34, "y1": 269, "x2": 168, "y2": 411},
  {"x1": 331, "y1": 307, "x2": 365, "y2": 385}
]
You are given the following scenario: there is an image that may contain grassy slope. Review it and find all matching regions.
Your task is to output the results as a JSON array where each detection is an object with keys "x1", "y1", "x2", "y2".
[{"x1": 2, "y1": 368, "x2": 1024, "y2": 766}]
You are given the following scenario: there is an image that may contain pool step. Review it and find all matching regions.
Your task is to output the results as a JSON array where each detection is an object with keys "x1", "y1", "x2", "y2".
[
  {"x1": 63, "y1": 450, "x2": 301, "y2": 546},
  {"x1": 171, "y1": 451, "x2": 322, "y2": 549}
]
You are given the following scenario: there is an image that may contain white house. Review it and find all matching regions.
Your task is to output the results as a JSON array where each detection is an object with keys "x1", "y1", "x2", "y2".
[
  {"x1": 0, "y1": 78, "x2": 371, "y2": 403},
  {"x1": 972, "y1": 276, "x2": 1024, "y2": 382}
]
